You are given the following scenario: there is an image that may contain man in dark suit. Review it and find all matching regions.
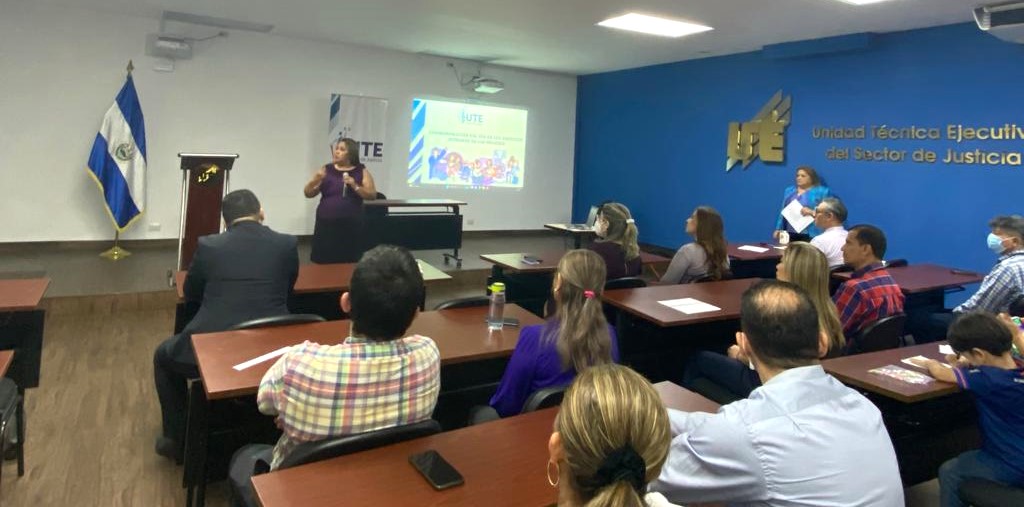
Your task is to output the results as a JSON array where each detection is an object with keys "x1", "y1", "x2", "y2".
[{"x1": 154, "y1": 189, "x2": 298, "y2": 460}]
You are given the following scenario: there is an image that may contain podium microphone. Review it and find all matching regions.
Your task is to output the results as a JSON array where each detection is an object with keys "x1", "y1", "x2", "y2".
[{"x1": 342, "y1": 176, "x2": 348, "y2": 197}]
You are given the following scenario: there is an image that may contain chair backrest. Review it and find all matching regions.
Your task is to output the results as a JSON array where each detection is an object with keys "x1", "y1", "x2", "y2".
[
  {"x1": 227, "y1": 314, "x2": 326, "y2": 331},
  {"x1": 829, "y1": 264, "x2": 853, "y2": 295},
  {"x1": 521, "y1": 385, "x2": 566, "y2": 413},
  {"x1": 850, "y1": 314, "x2": 907, "y2": 354},
  {"x1": 958, "y1": 478, "x2": 1024, "y2": 507},
  {"x1": 365, "y1": 192, "x2": 388, "y2": 218},
  {"x1": 433, "y1": 295, "x2": 490, "y2": 311},
  {"x1": 882, "y1": 258, "x2": 908, "y2": 268},
  {"x1": 279, "y1": 419, "x2": 441, "y2": 469},
  {"x1": 604, "y1": 277, "x2": 647, "y2": 290},
  {"x1": 1009, "y1": 295, "x2": 1024, "y2": 317}
]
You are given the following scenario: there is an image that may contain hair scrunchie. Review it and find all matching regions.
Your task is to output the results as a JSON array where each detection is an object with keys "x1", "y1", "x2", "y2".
[{"x1": 592, "y1": 445, "x2": 646, "y2": 493}]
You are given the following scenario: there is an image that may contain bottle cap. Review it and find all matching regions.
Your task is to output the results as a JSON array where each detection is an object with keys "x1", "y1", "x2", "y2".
[{"x1": 490, "y1": 282, "x2": 506, "y2": 293}]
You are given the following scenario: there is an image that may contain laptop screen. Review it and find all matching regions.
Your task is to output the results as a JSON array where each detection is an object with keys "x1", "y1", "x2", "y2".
[{"x1": 584, "y1": 205, "x2": 599, "y2": 227}]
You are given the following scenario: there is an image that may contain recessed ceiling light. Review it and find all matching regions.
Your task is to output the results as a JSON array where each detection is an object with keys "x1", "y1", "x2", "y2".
[
  {"x1": 597, "y1": 13, "x2": 713, "y2": 38},
  {"x1": 833, "y1": 0, "x2": 895, "y2": 5}
]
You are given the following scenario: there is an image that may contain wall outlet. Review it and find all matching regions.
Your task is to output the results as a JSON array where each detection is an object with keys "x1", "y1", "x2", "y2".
[{"x1": 148, "y1": 222, "x2": 161, "y2": 231}]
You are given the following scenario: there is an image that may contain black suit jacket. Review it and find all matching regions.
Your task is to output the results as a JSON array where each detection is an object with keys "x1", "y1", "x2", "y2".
[{"x1": 170, "y1": 220, "x2": 299, "y2": 364}]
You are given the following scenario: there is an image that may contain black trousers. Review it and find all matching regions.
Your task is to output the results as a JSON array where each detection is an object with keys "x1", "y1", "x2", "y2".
[
  {"x1": 682, "y1": 351, "x2": 762, "y2": 401},
  {"x1": 153, "y1": 336, "x2": 199, "y2": 447}
]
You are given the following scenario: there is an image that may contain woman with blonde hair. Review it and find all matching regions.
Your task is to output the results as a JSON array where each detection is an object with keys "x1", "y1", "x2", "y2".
[
  {"x1": 589, "y1": 202, "x2": 642, "y2": 279},
  {"x1": 661, "y1": 206, "x2": 729, "y2": 284},
  {"x1": 682, "y1": 242, "x2": 844, "y2": 401},
  {"x1": 547, "y1": 364, "x2": 676, "y2": 507},
  {"x1": 489, "y1": 249, "x2": 619, "y2": 417}
]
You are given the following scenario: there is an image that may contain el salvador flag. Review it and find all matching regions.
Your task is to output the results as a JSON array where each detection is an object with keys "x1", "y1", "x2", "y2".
[{"x1": 86, "y1": 74, "x2": 147, "y2": 231}]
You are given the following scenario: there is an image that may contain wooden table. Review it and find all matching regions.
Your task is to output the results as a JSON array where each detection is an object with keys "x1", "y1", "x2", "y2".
[
  {"x1": 251, "y1": 382, "x2": 717, "y2": 507},
  {"x1": 544, "y1": 223, "x2": 596, "y2": 249},
  {"x1": 831, "y1": 263, "x2": 983, "y2": 295},
  {"x1": 727, "y1": 242, "x2": 785, "y2": 262},
  {"x1": 174, "y1": 260, "x2": 452, "y2": 332},
  {"x1": 603, "y1": 278, "x2": 759, "y2": 327},
  {"x1": 727, "y1": 243, "x2": 783, "y2": 279},
  {"x1": 184, "y1": 305, "x2": 544, "y2": 506},
  {"x1": 193, "y1": 305, "x2": 543, "y2": 400},
  {"x1": 481, "y1": 250, "x2": 669, "y2": 274},
  {"x1": 0, "y1": 278, "x2": 49, "y2": 390},
  {"x1": 822, "y1": 341, "x2": 959, "y2": 403}
]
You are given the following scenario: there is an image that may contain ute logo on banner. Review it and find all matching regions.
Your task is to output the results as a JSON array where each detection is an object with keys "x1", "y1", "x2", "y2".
[{"x1": 329, "y1": 93, "x2": 388, "y2": 169}]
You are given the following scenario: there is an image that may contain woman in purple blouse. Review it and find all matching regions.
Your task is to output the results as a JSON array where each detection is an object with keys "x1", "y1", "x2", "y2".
[
  {"x1": 588, "y1": 202, "x2": 642, "y2": 280},
  {"x1": 489, "y1": 249, "x2": 620, "y2": 417},
  {"x1": 303, "y1": 137, "x2": 378, "y2": 263}
]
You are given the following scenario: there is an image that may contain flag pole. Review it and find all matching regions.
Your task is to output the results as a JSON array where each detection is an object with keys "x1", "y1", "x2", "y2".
[{"x1": 99, "y1": 60, "x2": 136, "y2": 261}]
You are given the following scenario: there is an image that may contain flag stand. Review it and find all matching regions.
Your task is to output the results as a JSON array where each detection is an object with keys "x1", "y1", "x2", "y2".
[{"x1": 100, "y1": 230, "x2": 131, "y2": 260}]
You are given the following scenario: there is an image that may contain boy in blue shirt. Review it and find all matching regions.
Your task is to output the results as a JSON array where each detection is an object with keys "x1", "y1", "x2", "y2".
[{"x1": 911, "y1": 312, "x2": 1024, "y2": 507}]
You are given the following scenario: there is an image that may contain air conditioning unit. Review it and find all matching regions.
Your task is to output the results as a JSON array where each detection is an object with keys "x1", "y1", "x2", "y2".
[
  {"x1": 975, "y1": 1, "x2": 1024, "y2": 43},
  {"x1": 469, "y1": 77, "x2": 504, "y2": 94},
  {"x1": 146, "y1": 34, "x2": 193, "y2": 59}
]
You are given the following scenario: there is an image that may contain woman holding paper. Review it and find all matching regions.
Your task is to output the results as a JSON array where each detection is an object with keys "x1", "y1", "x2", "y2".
[
  {"x1": 304, "y1": 137, "x2": 378, "y2": 263},
  {"x1": 772, "y1": 166, "x2": 833, "y2": 242}
]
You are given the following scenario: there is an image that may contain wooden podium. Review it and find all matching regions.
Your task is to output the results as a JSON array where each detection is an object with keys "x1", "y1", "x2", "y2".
[{"x1": 176, "y1": 153, "x2": 239, "y2": 271}]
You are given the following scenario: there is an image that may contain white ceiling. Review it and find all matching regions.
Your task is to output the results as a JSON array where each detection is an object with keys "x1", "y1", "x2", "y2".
[{"x1": 48, "y1": 0, "x2": 979, "y2": 75}]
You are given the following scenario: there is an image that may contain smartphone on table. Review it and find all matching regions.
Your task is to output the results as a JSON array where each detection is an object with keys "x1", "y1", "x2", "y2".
[{"x1": 409, "y1": 449, "x2": 464, "y2": 490}]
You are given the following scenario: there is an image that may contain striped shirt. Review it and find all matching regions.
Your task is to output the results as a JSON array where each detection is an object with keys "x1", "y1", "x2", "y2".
[
  {"x1": 833, "y1": 263, "x2": 905, "y2": 338},
  {"x1": 955, "y1": 250, "x2": 1024, "y2": 313},
  {"x1": 257, "y1": 335, "x2": 441, "y2": 469}
]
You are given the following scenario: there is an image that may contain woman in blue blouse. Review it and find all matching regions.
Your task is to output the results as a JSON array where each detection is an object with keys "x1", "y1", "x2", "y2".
[
  {"x1": 489, "y1": 249, "x2": 619, "y2": 417},
  {"x1": 773, "y1": 166, "x2": 833, "y2": 242}
]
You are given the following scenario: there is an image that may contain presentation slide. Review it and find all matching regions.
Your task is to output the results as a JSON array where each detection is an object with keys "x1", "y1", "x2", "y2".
[{"x1": 407, "y1": 98, "x2": 527, "y2": 190}]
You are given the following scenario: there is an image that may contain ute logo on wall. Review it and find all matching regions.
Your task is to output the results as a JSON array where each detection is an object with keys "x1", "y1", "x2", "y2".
[{"x1": 726, "y1": 90, "x2": 792, "y2": 172}]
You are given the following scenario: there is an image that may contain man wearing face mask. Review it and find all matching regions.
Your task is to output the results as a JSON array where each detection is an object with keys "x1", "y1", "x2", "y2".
[
  {"x1": 587, "y1": 202, "x2": 642, "y2": 279},
  {"x1": 912, "y1": 215, "x2": 1024, "y2": 343}
]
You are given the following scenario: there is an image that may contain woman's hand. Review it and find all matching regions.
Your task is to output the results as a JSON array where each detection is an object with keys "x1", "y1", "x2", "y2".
[
  {"x1": 772, "y1": 230, "x2": 782, "y2": 240},
  {"x1": 342, "y1": 172, "x2": 356, "y2": 188},
  {"x1": 304, "y1": 167, "x2": 327, "y2": 198}
]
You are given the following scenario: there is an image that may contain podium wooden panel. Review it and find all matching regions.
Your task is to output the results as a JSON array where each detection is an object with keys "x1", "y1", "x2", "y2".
[{"x1": 176, "y1": 153, "x2": 238, "y2": 271}]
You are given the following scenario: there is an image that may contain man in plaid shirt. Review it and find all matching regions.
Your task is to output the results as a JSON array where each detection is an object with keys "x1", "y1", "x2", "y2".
[
  {"x1": 832, "y1": 224, "x2": 905, "y2": 350},
  {"x1": 229, "y1": 245, "x2": 440, "y2": 506}
]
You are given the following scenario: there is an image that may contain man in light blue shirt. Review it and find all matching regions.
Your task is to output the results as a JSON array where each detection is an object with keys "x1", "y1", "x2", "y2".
[{"x1": 652, "y1": 280, "x2": 904, "y2": 506}]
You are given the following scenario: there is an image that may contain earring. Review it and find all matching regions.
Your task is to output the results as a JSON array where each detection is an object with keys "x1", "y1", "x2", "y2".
[{"x1": 547, "y1": 460, "x2": 560, "y2": 487}]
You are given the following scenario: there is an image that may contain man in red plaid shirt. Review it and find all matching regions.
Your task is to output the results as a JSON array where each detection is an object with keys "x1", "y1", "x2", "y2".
[{"x1": 833, "y1": 225, "x2": 905, "y2": 351}]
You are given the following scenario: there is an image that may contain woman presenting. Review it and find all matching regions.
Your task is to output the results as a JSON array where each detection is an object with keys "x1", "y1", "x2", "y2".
[
  {"x1": 773, "y1": 166, "x2": 833, "y2": 242},
  {"x1": 304, "y1": 137, "x2": 378, "y2": 263}
]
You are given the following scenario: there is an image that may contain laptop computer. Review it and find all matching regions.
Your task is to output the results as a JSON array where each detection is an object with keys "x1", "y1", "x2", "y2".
[{"x1": 566, "y1": 205, "x2": 599, "y2": 230}]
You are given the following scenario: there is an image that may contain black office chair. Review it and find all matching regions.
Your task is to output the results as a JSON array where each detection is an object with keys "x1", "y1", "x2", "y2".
[
  {"x1": 433, "y1": 296, "x2": 490, "y2": 311},
  {"x1": 829, "y1": 264, "x2": 853, "y2": 296},
  {"x1": 848, "y1": 314, "x2": 907, "y2": 354},
  {"x1": 0, "y1": 377, "x2": 24, "y2": 492},
  {"x1": 365, "y1": 192, "x2": 388, "y2": 219},
  {"x1": 604, "y1": 277, "x2": 647, "y2": 290},
  {"x1": 958, "y1": 478, "x2": 1024, "y2": 506},
  {"x1": 227, "y1": 314, "x2": 326, "y2": 331},
  {"x1": 278, "y1": 419, "x2": 441, "y2": 470},
  {"x1": 1008, "y1": 296, "x2": 1024, "y2": 317},
  {"x1": 883, "y1": 258, "x2": 908, "y2": 268},
  {"x1": 521, "y1": 385, "x2": 566, "y2": 413}
]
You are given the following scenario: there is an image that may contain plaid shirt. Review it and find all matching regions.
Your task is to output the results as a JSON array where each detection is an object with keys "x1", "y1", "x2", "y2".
[
  {"x1": 257, "y1": 335, "x2": 440, "y2": 469},
  {"x1": 833, "y1": 263, "x2": 905, "y2": 338},
  {"x1": 955, "y1": 250, "x2": 1024, "y2": 313}
]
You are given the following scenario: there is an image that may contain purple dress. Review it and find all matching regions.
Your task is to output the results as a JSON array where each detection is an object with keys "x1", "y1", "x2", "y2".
[
  {"x1": 489, "y1": 322, "x2": 620, "y2": 417},
  {"x1": 311, "y1": 164, "x2": 367, "y2": 263}
]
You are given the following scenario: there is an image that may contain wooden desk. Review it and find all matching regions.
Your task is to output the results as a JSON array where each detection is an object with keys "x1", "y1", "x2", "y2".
[
  {"x1": 822, "y1": 342, "x2": 958, "y2": 403},
  {"x1": 603, "y1": 278, "x2": 759, "y2": 327},
  {"x1": 727, "y1": 243, "x2": 785, "y2": 262},
  {"x1": 831, "y1": 263, "x2": 983, "y2": 295},
  {"x1": 0, "y1": 278, "x2": 48, "y2": 389},
  {"x1": 174, "y1": 260, "x2": 451, "y2": 332},
  {"x1": 252, "y1": 383, "x2": 716, "y2": 507},
  {"x1": 193, "y1": 304, "x2": 542, "y2": 400},
  {"x1": 727, "y1": 243, "x2": 783, "y2": 279},
  {"x1": 481, "y1": 251, "x2": 669, "y2": 274},
  {"x1": 544, "y1": 223, "x2": 596, "y2": 249},
  {"x1": 0, "y1": 350, "x2": 13, "y2": 378}
]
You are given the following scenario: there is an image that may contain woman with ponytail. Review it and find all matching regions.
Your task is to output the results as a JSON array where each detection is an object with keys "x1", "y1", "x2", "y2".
[
  {"x1": 547, "y1": 364, "x2": 677, "y2": 507},
  {"x1": 489, "y1": 249, "x2": 619, "y2": 417},
  {"x1": 589, "y1": 202, "x2": 642, "y2": 279}
]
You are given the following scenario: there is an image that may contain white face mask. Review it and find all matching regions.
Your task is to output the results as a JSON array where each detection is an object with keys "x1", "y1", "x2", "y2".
[{"x1": 594, "y1": 219, "x2": 609, "y2": 238}]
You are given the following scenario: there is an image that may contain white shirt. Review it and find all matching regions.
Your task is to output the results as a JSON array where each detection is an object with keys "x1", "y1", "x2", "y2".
[
  {"x1": 811, "y1": 225, "x2": 849, "y2": 268},
  {"x1": 651, "y1": 365, "x2": 904, "y2": 506}
]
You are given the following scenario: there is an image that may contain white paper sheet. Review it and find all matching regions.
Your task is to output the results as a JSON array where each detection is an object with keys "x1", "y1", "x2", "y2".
[
  {"x1": 737, "y1": 245, "x2": 769, "y2": 253},
  {"x1": 658, "y1": 297, "x2": 721, "y2": 315},
  {"x1": 939, "y1": 344, "x2": 954, "y2": 355},
  {"x1": 233, "y1": 346, "x2": 293, "y2": 371},
  {"x1": 901, "y1": 355, "x2": 951, "y2": 369},
  {"x1": 781, "y1": 199, "x2": 814, "y2": 233}
]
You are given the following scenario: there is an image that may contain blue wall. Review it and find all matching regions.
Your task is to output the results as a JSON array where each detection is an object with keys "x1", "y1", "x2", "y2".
[{"x1": 574, "y1": 23, "x2": 1024, "y2": 298}]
